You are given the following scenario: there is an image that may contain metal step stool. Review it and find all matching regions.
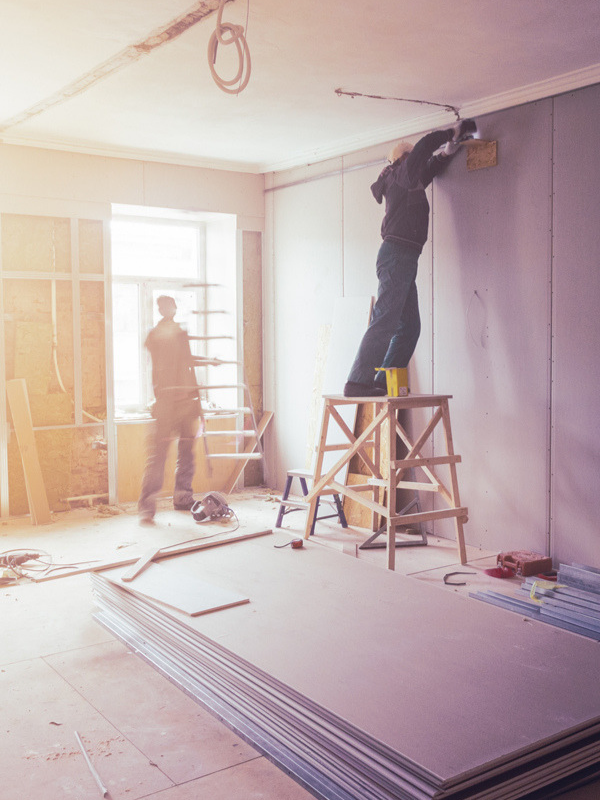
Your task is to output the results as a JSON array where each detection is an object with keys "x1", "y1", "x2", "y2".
[{"x1": 276, "y1": 468, "x2": 348, "y2": 536}]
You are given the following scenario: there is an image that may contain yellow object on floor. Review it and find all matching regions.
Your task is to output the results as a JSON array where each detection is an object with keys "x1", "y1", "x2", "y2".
[{"x1": 375, "y1": 367, "x2": 409, "y2": 397}]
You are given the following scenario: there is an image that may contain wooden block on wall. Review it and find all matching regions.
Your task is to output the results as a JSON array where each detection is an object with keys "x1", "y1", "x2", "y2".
[{"x1": 6, "y1": 379, "x2": 51, "y2": 524}]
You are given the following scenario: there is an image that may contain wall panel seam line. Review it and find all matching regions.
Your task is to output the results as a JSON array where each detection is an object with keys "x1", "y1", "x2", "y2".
[
  {"x1": 548, "y1": 98, "x2": 556, "y2": 559},
  {"x1": 0, "y1": 220, "x2": 9, "y2": 517},
  {"x1": 71, "y1": 220, "x2": 83, "y2": 426},
  {"x1": 103, "y1": 220, "x2": 118, "y2": 505}
]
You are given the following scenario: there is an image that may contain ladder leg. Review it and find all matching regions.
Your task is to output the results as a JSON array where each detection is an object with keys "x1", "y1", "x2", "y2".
[
  {"x1": 304, "y1": 403, "x2": 330, "y2": 539},
  {"x1": 440, "y1": 398, "x2": 468, "y2": 565},
  {"x1": 276, "y1": 474, "x2": 293, "y2": 528},
  {"x1": 387, "y1": 404, "x2": 398, "y2": 571},
  {"x1": 333, "y1": 494, "x2": 348, "y2": 528},
  {"x1": 310, "y1": 498, "x2": 321, "y2": 536}
]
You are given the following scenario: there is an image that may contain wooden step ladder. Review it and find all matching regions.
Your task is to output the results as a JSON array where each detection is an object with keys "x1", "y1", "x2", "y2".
[{"x1": 304, "y1": 394, "x2": 468, "y2": 570}]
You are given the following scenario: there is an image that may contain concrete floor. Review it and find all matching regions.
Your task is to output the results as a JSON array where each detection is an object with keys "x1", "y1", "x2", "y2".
[{"x1": 1, "y1": 490, "x2": 597, "y2": 799}]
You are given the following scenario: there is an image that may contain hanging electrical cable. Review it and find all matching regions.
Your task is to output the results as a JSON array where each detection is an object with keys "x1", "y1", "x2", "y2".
[
  {"x1": 50, "y1": 224, "x2": 103, "y2": 424},
  {"x1": 207, "y1": 0, "x2": 251, "y2": 94},
  {"x1": 334, "y1": 88, "x2": 461, "y2": 120}
]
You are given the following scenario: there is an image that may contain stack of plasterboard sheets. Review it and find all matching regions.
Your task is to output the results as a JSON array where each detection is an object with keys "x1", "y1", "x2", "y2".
[
  {"x1": 471, "y1": 563, "x2": 600, "y2": 642},
  {"x1": 91, "y1": 533, "x2": 600, "y2": 800}
]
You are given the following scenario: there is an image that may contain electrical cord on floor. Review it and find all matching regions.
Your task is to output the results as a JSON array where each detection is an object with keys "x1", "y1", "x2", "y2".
[{"x1": 161, "y1": 509, "x2": 241, "y2": 551}]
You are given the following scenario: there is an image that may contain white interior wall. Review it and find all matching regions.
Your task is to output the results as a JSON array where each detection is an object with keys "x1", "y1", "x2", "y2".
[
  {"x1": 265, "y1": 83, "x2": 600, "y2": 567},
  {"x1": 0, "y1": 143, "x2": 264, "y2": 225}
]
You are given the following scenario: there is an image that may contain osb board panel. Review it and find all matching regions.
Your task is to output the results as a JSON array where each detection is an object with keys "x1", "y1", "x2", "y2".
[
  {"x1": 8, "y1": 429, "x2": 70, "y2": 515},
  {"x1": 343, "y1": 472, "x2": 374, "y2": 529},
  {"x1": 80, "y1": 281, "x2": 106, "y2": 414},
  {"x1": 14, "y1": 322, "x2": 53, "y2": 395},
  {"x1": 117, "y1": 417, "x2": 238, "y2": 503},
  {"x1": 78, "y1": 219, "x2": 104, "y2": 274},
  {"x1": 3, "y1": 279, "x2": 74, "y2": 397},
  {"x1": 1, "y1": 214, "x2": 71, "y2": 272},
  {"x1": 7, "y1": 426, "x2": 107, "y2": 515},
  {"x1": 69, "y1": 426, "x2": 108, "y2": 499},
  {"x1": 28, "y1": 393, "x2": 73, "y2": 427}
]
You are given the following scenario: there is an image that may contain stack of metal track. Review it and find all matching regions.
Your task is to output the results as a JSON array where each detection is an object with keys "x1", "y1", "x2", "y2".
[
  {"x1": 471, "y1": 563, "x2": 600, "y2": 641},
  {"x1": 91, "y1": 536, "x2": 600, "y2": 800}
]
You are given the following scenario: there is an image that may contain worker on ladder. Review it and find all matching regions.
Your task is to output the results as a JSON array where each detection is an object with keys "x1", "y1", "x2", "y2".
[{"x1": 344, "y1": 119, "x2": 478, "y2": 398}]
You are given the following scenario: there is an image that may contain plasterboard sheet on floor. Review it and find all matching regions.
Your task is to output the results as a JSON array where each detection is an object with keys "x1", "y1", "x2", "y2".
[
  {"x1": 91, "y1": 531, "x2": 600, "y2": 799},
  {"x1": 103, "y1": 559, "x2": 249, "y2": 617}
]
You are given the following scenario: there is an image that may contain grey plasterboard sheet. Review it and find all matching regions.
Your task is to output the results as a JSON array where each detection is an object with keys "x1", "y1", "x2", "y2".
[
  {"x1": 92, "y1": 533, "x2": 600, "y2": 783},
  {"x1": 93, "y1": 604, "x2": 436, "y2": 800},
  {"x1": 551, "y1": 84, "x2": 600, "y2": 568},
  {"x1": 93, "y1": 585, "x2": 600, "y2": 800},
  {"x1": 91, "y1": 578, "x2": 436, "y2": 797},
  {"x1": 92, "y1": 613, "x2": 360, "y2": 800},
  {"x1": 93, "y1": 584, "x2": 600, "y2": 800},
  {"x1": 431, "y1": 100, "x2": 552, "y2": 552},
  {"x1": 102, "y1": 560, "x2": 249, "y2": 617}
]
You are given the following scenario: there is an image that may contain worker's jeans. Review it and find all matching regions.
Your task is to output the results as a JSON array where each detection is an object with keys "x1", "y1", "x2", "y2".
[
  {"x1": 138, "y1": 398, "x2": 199, "y2": 518},
  {"x1": 347, "y1": 239, "x2": 421, "y2": 386}
]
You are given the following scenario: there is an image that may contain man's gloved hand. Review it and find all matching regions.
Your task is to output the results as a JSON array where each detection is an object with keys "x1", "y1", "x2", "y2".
[
  {"x1": 452, "y1": 118, "x2": 477, "y2": 143},
  {"x1": 443, "y1": 139, "x2": 461, "y2": 156}
]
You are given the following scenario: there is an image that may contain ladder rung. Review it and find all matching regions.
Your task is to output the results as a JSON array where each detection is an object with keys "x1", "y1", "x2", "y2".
[
  {"x1": 193, "y1": 358, "x2": 240, "y2": 366},
  {"x1": 202, "y1": 430, "x2": 257, "y2": 437},
  {"x1": 189, "y1": 335, "x2": 234, "y2": 341},
  {"x1": 197, "y1": 384, "x2": 248, "y2": 390},
  {"x1": 192, "y1": 310, "x2": 228, "y2": 315},
  {"x1": 204, "y1": 407, "x2": 251, "y2": 414},
  {"x1": 207, "y1": 453, "x2": 263, "y2": 460}
]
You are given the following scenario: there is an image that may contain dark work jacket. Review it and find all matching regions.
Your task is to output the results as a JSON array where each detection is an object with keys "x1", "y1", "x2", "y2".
[
  {"x1": 145, "y1": 318, "x2": 197, "y2": 402},
  {"x1": 371, "y1": 129, "x2": 454, "y2": 253}
]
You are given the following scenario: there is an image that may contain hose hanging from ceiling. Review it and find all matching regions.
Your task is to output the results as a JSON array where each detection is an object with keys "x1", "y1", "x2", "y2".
[{"x1": 207, "y1": 0, "x2": 251, "y2": 94}]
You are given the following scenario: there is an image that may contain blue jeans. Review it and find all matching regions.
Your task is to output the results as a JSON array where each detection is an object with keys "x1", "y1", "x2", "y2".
[
  {"x1": 347, "y1": 240, "x2": 421, "y2": 386},
  {"x1": 138, "y1": 397, "x2": 199, "y2": 517}
]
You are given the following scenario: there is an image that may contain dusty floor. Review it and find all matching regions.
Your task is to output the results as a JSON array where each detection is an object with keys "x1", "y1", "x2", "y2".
[{"x1": 1, "y1": 490, "x2": 597, "y2": 799}]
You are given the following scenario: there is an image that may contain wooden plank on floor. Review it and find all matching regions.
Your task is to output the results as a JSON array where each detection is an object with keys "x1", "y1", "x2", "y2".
[
  {"x1": 6, "y1": 378, "x2": 51, "y2": 524},
  {"x1": 32, "y1": 528, "x2": 273, "y2": 582}
]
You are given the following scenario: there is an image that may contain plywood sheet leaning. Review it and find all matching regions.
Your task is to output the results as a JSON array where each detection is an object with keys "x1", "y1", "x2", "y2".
[{"x1": 6, "y1": 378, "x2": 51, "y2": 524}]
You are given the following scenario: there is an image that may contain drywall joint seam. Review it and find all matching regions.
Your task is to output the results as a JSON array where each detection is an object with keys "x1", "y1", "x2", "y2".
[
  {"x1": 103, "y1": 220, "x2": 118, "y2": 505},
  {"x1": 264, "y1": 158, "x2": 386, "y2": 194},
  {"x1": 0, "y1": 1, "x2": 231, "y2": 134},
  {"x1": 547, "y1": 98, "x2": 556, "y2": 559},
  {"x1": 0, "y1": 221, "x2": 9, "y2": 517}
]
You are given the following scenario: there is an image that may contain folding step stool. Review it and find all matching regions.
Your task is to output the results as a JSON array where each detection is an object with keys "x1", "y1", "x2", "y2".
[{"x1": 276, "y1": 468, "x2": 348, "y2": 536}]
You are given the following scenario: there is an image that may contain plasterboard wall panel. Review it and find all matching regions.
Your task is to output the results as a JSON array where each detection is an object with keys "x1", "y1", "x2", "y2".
[
  {"x1": 551, "y1": 84, "x2": 600, "y2": 567},
  {"x1": 0, "y1": 143, "x2": 264, "y2": 220},
  {"x1": 268, "y1": 175, "x2": 343, "y2": 487},
  {"x1": 432, "y1": 101, "x2": 552, "y2": 552}
]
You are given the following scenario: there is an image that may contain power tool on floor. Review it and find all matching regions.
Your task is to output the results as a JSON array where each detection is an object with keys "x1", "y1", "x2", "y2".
[{"x1": 191, "y1": 492, "x2": 233, "y2": 522}]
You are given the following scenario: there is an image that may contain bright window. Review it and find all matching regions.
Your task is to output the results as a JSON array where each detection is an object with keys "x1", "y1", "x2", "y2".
[{"x1": 111, "y1": 212, "x2": 237, "y2": 418}]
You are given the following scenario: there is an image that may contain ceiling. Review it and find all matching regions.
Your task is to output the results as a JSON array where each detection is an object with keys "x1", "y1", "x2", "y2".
[{"x1": 1, "y1": 0, "x2": 599, "y2": 173}]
